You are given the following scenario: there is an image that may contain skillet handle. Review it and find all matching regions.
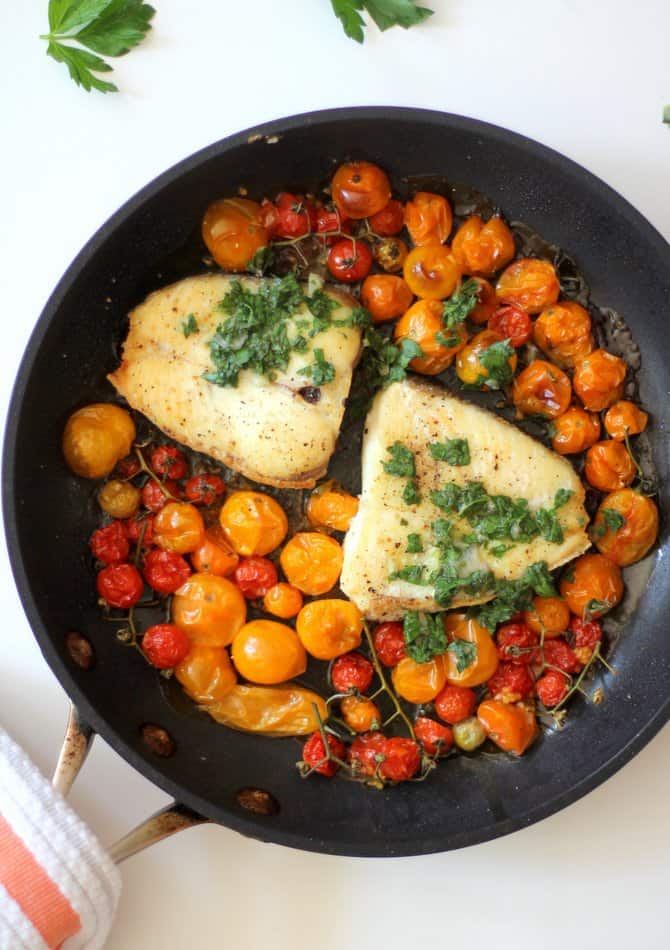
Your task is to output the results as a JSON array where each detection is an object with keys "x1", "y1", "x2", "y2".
[{"x1": 52, "y1": 703, "x2": 209, "y2": 863}]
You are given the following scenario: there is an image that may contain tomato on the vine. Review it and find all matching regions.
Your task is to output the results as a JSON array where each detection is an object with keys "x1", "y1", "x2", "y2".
[
  {"x1": 150, "y1": 445, "x2": 187, "y2": 480},
  {"x1": 90, "y1": 521, "x2": 129, "y2": 565},
  {"x1": 142, "y1": 624, "x2": 190, "y2": 669},
  {"x1": 379, "y1": 737, "x2": 421, "y2": 782},
  {"x1": 347, "y1": 732, "x2": 386, "y2": 776},
  {"x1": 435, "y1": 684, "x2": 477, "y2": 724},
  {"x1": 536, "y1": 670, "x2": 568, "y2": 707},
  {"x1": 126, "y1": 513, "x2": 154, "y2": 546},
  {"x1": 414, "y1": 717, "x2": 453, "y2": 756},
  {"x1": 368, "y1": 199, "x2": 404, "y2": 235},
  {"x1": 268, "y1": 192, "x2": 317, "y2": 239},
  {"x1": 184, "y1": 473, "x2": 226, "y2": 505},
  {"x1": 97, "y1": 563, "x2": 144, "y2": 609},
  {"x1": 330, "y1": 652, "x2": 374, "y2": 693},
  {"x1": 327, "y1": 238, "x2": 373, "y2": 283},
  {"x1": 302, "y1": 731, "x2": 346, "y2": 777},
  {"x1": 373, "y1": 622, "x2": 406, "y2": 667},
  {"x1": 141, "y1": 479, "x2": 180, "y2": 513},
  {"x1": 142, "y1": 548, "x2": 191, "y2": 594}
]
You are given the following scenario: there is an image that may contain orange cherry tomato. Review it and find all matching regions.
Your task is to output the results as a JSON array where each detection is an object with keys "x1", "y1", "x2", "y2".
[
  {"x1": 280, "y1": 532, "x2": 343, "y2": 595},
  {"x1": 404, "y1": 192, "x2": 453, "y2": 246},
  {"x1": 331, "y1": 161, "x2": 391, "y2": 219},
  {"x1": 263, "y1": 582, "x2": 303, "y2": 619},
  {"x1": 533, "y1": 301, "x2": 594, "y2": 369},
  {"x1": 443, "y1": 613, "x2": 499, "y2": 686},
  {"x1": 206, "y1": 685, "x2": 327, "y2": 736},
  {"x1": 477, "y1": 700, "x2": 537, "y2": 755},
  {"x1": 368, "y1": 199, "x2": 405, "y2": 236},
  {"x1": 392, "y1": 654, "x2": 448, "y2": 704},
  {"x1": 455, "y1": 329, "x2": 517, "y2": 387},
  {"x1": 153, "y1": 502, "x2": 205, "y2": 554},
  {"x1": 584, "y1": 441, "x2": 636, "y2": 492},
  {"x1": 550, "y1": 407, "x2": 601, "y2": 455},
  {"x1": 202, "y1": 198, "x2": 269, "y2": 272},
  {"x1": 592, "y1": 489, "x2": 659, "y2": 567},
  {"x1": 219, "y1": 491, "x2": 288, "y2": 556},
  {"x1": 63, "y1": 403, "x2": 135, "y2": 479},
  {"x1": 340, "y1": 695, "x2": 381, "y2": 733},
  {"x1": 523, "y1": 596, "x2": 570, "y2": 639},
  {"x1": 495, "y1": 258, "x2": 560, "y2": 313},
  {"x1": 603, "y1": 401, "x2": 649, "y2": 441},
  {"x1": 295, "y1": 599, "x2": 363, "y2": 659},
  {"x1": 512, "y1": 360, "x2": 572, "y2": 419},
  {"x1": 172, "y1": 573, "x2": 247, "y2": 646},
  {"x1": 560, "y1": 553, "x2": 624, "y2": 618},
  {"x1": 451, "y1": 215, "x2": 515, "y2": 277},
  {"x1": 402, "y1": 245, "x2": 462, "y2": 300},
  {"x1": 175, "y1": 645, "x2": 237, "y2": 703},
  {"x1": 306, "y1": 481, "x2": 359, "y2": 532},
  {"x1": 394, "y1": 299, "x2": 468, "y2": 375},
  {"x1": 191, "y1": 527, "x2": 239, "y2": 576},
  {"x1": 573, "y1": 349, "x2": 627, "y2": 411},
  {"x1": 360, "y1": 274, "x2": 413, "y2": 323},
  {"x1": 469, "y1": 277, "x2": 499, "y2": 324},
  {"x1": 373, "y1": 237, "x2": 409, "y2": 273},
  {"x1": 231, "y1": 620, "x2": 306, "y2": 685}
]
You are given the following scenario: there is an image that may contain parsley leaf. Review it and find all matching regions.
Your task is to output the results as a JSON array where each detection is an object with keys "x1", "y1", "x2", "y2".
[
  {"x1": 442, "y1": 279, "x2": 480, "y2": 329},
  {"x1": 429, "y1": 438, "x2": 471, "y2": 466},
  {"x1": 181, "y1": 314, "x2": 199, "y2": 338},
  {"x1": 402, "y1": 479, "x2": 421, "y2": 505},
  {"x1": 331, "y1": 0, "x2": 433, "y2": 43},
  {"x1": 403, "y1": 612, "x2": 446, "y2": 664},
  {"x1": 298, "y1": 348, "x2": 336, "y2": 386},
  {"x1": 469, "y1": 561, "x2": 556, "y2": 631},
  {"x1": 594, "y1": 508, "x2": 626, "y2": 538},
  {"x1": 477, "y1": 339, "x2": 516, "y2": 390},
  {"x1": 447, "y1": 638, "x2": 477, "y2": 673},
  {"x1": 390, "y1": 565, "x2": 427, "y2": 584},
  {"x1": 406, "y1": 533, "x2": 423, "y2": 553},
  {"x1": 383, "y1": 442, "x2": 415, "y2": 477},
  {"x1": 435, "y1": 331, "x2": 462, "y2": 348}
]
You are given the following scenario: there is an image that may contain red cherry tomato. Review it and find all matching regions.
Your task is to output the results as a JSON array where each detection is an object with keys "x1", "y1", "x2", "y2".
[
  {"x1": 142, "y1": 624, "x2": 191, "y2": 669},
  {"x1": 270, "y1": 192, "x2": 316, "y2": 239},
  {"x1": 543, "y1": 638, "x2": 582, "y2": 674},
  {"x1": 495, "y1": 622, "x2": 540, "y2": 664},
  {"x1": 126, "y1": 513, "x2": 154, "y2": 546},
  {"x1": 368, "y1": 199, "x2": 405, "y2": 236},
  {"x1": 434, "y1": 684, "x2": 477, "y2": 724},
  {"x1": 536, "y1": 669, "x2": 569, "y2": 707},
  {"x1": 327, "y1": 239, "x2": 373, "y2": 283},
  {"x1": 302, "y1": 731, "x2": 347, "y2": 777},
  {"x1": 184, "y1": 473, "x2": 227, "y2": 506},
  {"x1": 488, "y1": 305, "x2": 533, "y2": 347},
  {"x1": 347, "y1": 731, "x2": 386, "y2": 777},
  {"x1": 150, "y1": 445, "x2": 187, "y2": 480},
  {"x1": 141, "y1": 479, "x2": 180, "y2": 513},
  {"x1": 142, "y1": 548, "x2": 191, "y2": 594},
  {"x1": 330, "y1": 652, "x2": 374, "y2": 693},
  {"x1": 380, "y1": 737, "x2": 421, "y2": 782},
  {"x1": 115, "y1": 455, "x2": 141, "y2": 479},
  {"x1": 414, "y1": 717, "x2": 454, "y2": 756},
  {"x1": 486, "y1": 662, "x2": 535, "y2": 702},
  {"x1": 90, "y1": 521, "x2": 129, "y2": 565},
  {"x1": 568, "y1": 616, "x2": 603, "y2": 664},
  {"x1": 233, "y1": 557, "x2": 278, "y2": 599},
  {"x1": 97, "y1": 563, "x2": 144, "y2": 608},
  {"x1": 315, "y1": 207, "x2": 351, "y2": 243},
  {"x1": 373, "y1": 622, "x2": 407, "y2": 667}
]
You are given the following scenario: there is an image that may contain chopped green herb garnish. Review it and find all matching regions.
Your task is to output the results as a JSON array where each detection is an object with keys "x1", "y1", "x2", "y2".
[
  {"x1": 247, "y1": 246, "x2": 275, "y2": 275},
  {"x1": 429, "y1": 438, "x2": 471, "y2": 466},
  {"x1": 477, "y1": 338, "x2": 516, "y2": 390},
  {"x1": 406, "y1": 533, "x2": 423, "y2": 553},
  {"x1": 403, "y1": 612, "x2": 447, "y2": 664},
  {"x1": 442, "y1": 279, "x2": 480, "y2": 328},
  {"x1": 594, "y1": 508, "x2": 626, "y2": 538},
  {"x1": 435, "y1": 331, "x2": 461, "y2": 348},
  {"x1": 390, "y1": 565, "x2": 427, "y2": 585},
  {"x1": 348, "y1": 328, "x2": 424, "y2": 415},
  {"x1": 469, "y1": 561, "x2": 556, "y2": 631},
  {"x1": 298, "y1": 348, "x2": 336, "y2": 385},
  {"x1": 402, "y1": 479, "x2": 421, "y2": 505},
  {"x1": 181, "y1": 313, "x2": 199, "y2": 337},
  {"x1": 383, "y1": 442, "x2": 416, "y2": 477},
  {"x1": 447, "y1": 638, "x2": 477, "y2": 673}
]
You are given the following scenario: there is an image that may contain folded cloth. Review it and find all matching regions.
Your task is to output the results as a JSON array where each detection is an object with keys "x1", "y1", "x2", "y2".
[{"x1": 0, "y1": 726, "x2": 121, "y2": 949}]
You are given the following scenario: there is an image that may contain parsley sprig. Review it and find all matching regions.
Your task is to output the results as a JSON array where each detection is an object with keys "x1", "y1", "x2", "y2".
[
  {"x1": 41, "y1": 0, "x2": 155, "y2": 93},
  {"x1": 403, "y1": 612, "x2": 446, "y2": 664},
  {"x1": 332, "y1": 0, "x2": 433, "y2": 43}
]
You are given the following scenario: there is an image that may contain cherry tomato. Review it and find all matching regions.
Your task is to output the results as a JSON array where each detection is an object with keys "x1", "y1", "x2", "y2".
[
  {"x1": 295, "y1": 599, "x2": 363, "y2": 660},
  {"x1": 190, "y1": 528, "x2": 239, "y2": 577},
  {"x1": 573, "y1": 349, "x2": 627, "y2": 411},
  {"x1": 315, "y1": 205, "x2": 350, "y2": 242},
  {"x1": 451, "y1": 215, "x2": 515, "y2": 277},
  {"x1": 207, "y1": 684, "x2": 326, "y2": 735},
  {"x1": 512, "y1": 360, "x2": 572, "y2": 419},
  {"x1": 202, "y1": 198, "x2": 269, "y2": 272},
  {"x1": 269, "y1": 192, "x2": 316, "y2": 239},
  {"x1": 455, "y1": 328, "x2": 517, "y2": 388},
  {"x1": 414, "y1": 717, "x2": 453, "y2": 756},
  {"x1": 219, "y1": 491, "x2": 288, "y2": 556},
  {"x1": 523, "y1": 597, "x2": 570, "y2": 639},
  {"x1": 536, "y1": 670, "x2": 568, "y2": 707},
  {"x1": 175, "y1": 645, "x2": 237, "y2": 703},
  {"x1": 153, "y1": 502, "x2": 205, "y2": 554},
  {"x1": 533, "y1": 301, "x2": 593, "y2": 369},
  {"x1": 172, "y1": 573, "x2": 247, "y2": 646},
  {"x1": 126, "y1": 513, "x2": 154, "y2": 546},
  {"x1": 63, "y1": 403, "x2": 136, "y2": 479},
  {"x1": 452, "y1": 717, "x2": 487, "y2": 752},
  {"x1": 150, "y1": 445, "x2": 187, "y2": 480},
  {"x1": 560, "y1": 553, "x2": 623, "y2": 618},
  {"x1": 97, "y1": 563, "x2": 144, "y2": 609},
  {"x1": 434, "y1": 684, "x2": 477, "y2": 724},
  {"x1": 306, "y1": 481, "x2": 359, "y2": 532},
  {"x1": 486, "y1": 662, "x2": 535, "y2": 702},
  {"x1": 592, "y1": 489, "x2": 659, "y2": 567},
  {"x1": 263, "y1": 582, "x2": 303, "y2": 619},
  {"x1": 373, "y1": 237, "x2": 409, "y2": 273},
  {"x1": 331, "y1": 652, "x2": 374, "y2": 694},
  {"x1": 468, "y1": 277, "x2": 499, "y2": 324},
  {"x1": 233, "y1": 556, "x2": 278, "y2": 599},
  {"x1": 443, "y1": 613, "x2": 499, "y2": 686},
  {"x1": 392, "y1": 654, "x2": 448, "y2": 703},
  {"x1": 327, "y1": 238, "x2": 373, "y2": 283},
  {"x1": 550, "y1": 407, "x2": 601, "y2": 455},
  {"x1": 115, "y1": 454, "x2": 141, "y2": 479},
  {"x1": 603, "y1": 401, "x2": 649, "y2": 441},
  {"x1": 280, "y1": 532, "x2": 343, "y2": 595},
  {"x1": 142, "y1": 548, "x2": 191, "y2": 594},
  {"x1": 373, "y1": 621, "x2": 407, "y2": 667},
  {"x1": 404, "y1": 192, "x2": 453, "y2": 246},
  {"x1": 495, "y1": 621, "x2": 541, "y2": 662},
  {"x1": 90, "y1": 521, "x2": 129, "y2": 565},
  {"x1": 347, "y1": 731, "x2": 386, "y2": 777},
  {"x1": 380, "y1": 737, "x2": 421, "y2": 782},
  {"x1": 488, "y1": 305, "x2": 533, "y2": 347},
  {"x1": 477, "y1": 700, "x2": 537, "y2": 755},
  {"x1": 141, "y1": 479, "x2": 180, "y2": 513},
  {"x1": 584, "y1": 441, "x2": 636, "y2": 492},
  {"x1": 368, "y1": 198, "x2": 405, "y2": 235},
  {"x1": 543, "y1": 638, "x2": 582, "y2": 674},
  {"x1": 394, "y1": 298, "x2": 468, "y2": 375},
  {"x1": 332, "y1": 161, "x2": 391, "y2": 219},
  {"x1": 301, "y1": 731, "x2": 346, "y2": 777},
  {"x1": 360, "y1": 274, "x2": 413, "y2": 323},
  {"x1": 142, "y1": 624, "x2": 190, "y2": 670},
  {"x1": 184, "y1": 473, "x2": 227, "y2": 505},
  {"x1": 231, "y1": 619, "x2": 306, "y2": 684},
  {"x1": 402, "y1": 245, "x2": 461, "y2": 300},
  {"x1": 496, "y1": 258, "x2": 560, "y2": 313},
  {"x1": 568, "y1": 615, "x2": 603, "y2": 665},
  {"x1": 98, "y1": 479, "x2": 140, "y2": 520},
  {"x1": 341, "y1": 695, "x2": 381, "y2": 733}
]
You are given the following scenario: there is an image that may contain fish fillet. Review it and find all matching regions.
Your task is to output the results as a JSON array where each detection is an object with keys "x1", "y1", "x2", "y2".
[
  {"x1": 109, "y1": 274, "x2": 362, "y2": 488},
  {"x1": 341, "y1": 379, "x2": 590, "y2": 621}
]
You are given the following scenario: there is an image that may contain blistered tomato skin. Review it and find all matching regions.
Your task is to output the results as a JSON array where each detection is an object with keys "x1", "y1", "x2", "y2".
[
  {"x1": 150, "y1": 445, "x2": 187, "y2": 480},
  {"x1": 63, "y1": 403, "x2": 136, "y2": 479},
  {"x1": 434, "y1": 684, "x2": 477, "y2": 723},
  {"x1": 468, "y1": 278, "x2": 499, "y2": 324},
  {"x1": 219, "y1": 491, "x2": 288, "y2": 557},
  {"x1": 141, "y1": 479, "x2": 180, "y2": 513},
  {"x1": 231, "y1": 620, "x2": 306, "y2": 685},
  {"x1": 296, "y1": 599, "x2": 363, "y2": 660},
  {"x1": 142, "y1": 624, "x2": 190, "y2": 670},
  {"x1": 404, "y1": 192, "x2": 453, "y2": 246},
  {"x1": 455, "y1": 329, "x2": 517, "y2": 388},
  {"x1": 172, "y1": 573, "x2": 247, "y2": 646},
  {"x1": 451, "y1": 215, "x2": 515, "y2": 277},
  {"x1": 153, "y1": 502, "x2": 205, "y2": 554},
  {"x1": 523, "y1": 597, "x2": 570, "y2": 639},
  {"x1": 373, "y1": 237, "x2": 409, "y2": 273},
  {"x1": 603, "y1": 401, "x2": 649, "y2": 441},
  {"x1": 414, "y1": 717, "x2": 454, "y2": 756},
  {"x1": 347, "y1": 732, "x2": 387, "y2": 776},
  {"x1": 373, "y1": 622, "x2": 407, "y2": 667},
  {"x1": 379, "y1": 738, "x2": 421, "y2": 782},
  {"x1": 550, "y1": 407, "x2": 601, "y2": 455},
  {"x1": 126, "y1": 513, "x2": 154, "y2": 546},
  {"x1": 269, "y1": 192, "x2": 316, "y2": 239},
  {"x1": 143, "y1": 548, "x2": 192, "y2": 594},
  {"x1": 573, "y1": 350, "x2": 627, "y2": 411},
  {"x1": 512, "y1": 360, "x2": 572, "y2": 419},
  {"x1": 331, "y1": 652, "x2": 374, "y2": 693},
  {"x1": 488, "y1": 306, "x2": 533, "y2": 347},
  {"x1": 184, "y1": 473, "x2": 227, "y2": 505},
  {"x1": 486, "y1": 662, "x2": 535, "y2": 703},
  {"x1": 175, "y1": 645, "x2": 237, "y2": 703},
  {"x1": 302, "y1": 732, "x2": 346, "y2": 777},
  {"x1": 331, "y1": 162, "x2": 391, "y2": 219},
  {"x1": 584, "y1": 441, "x2": 636, "y2": 492},
  {"x1": 262, "y1": 582, "x2": 303, "y2": 619},
  {"x1": 98, "y1": 480, "x2": 141, "y2": 520},
  {"x1": 97, "y1": 563, "x2": 144, "y2": 609},
  {"x1": 592, "y1": 489, "x2": 659, "y2": 566},
  {"x1": 477, "y1": 700, "x2": 537, "y2": 755},
  {"x1": 394, "y1": 299, "x2": 468, "y2": 375},
  {"x1": 306, "y1": 482, "x2": 359, "y2": 532},
  {"x1": 543, "y1": 638, "x2": 582, "y2": 675},
  {"x1": 533, "y1": 301, "x2": 593, "y2": 369},
  {"x1": 402, "y1": 245, "x2": 462, "y2": 300},
  {"x1": 360, "y1": 274, "x2": 413, "y2": 323},
  {"x1": 280, "y1": 532, "x2": 343, "y2": 595},
  {"x1": 560, "y1": 553, "x2": 624, "y2": 618},
  {"x1": 90, "y1": 521, "x2": 130, "y2": 565},
  {"x1": 495, "y1": 621, "x2": 541, "y2": 662},
  {"x1": 536, "y1": 670, "x2": 568, "y2": 708},
  {"x1": 569, "y1": 616, "x2": 604, "y2": 665},
  {"x1": 443, "y1": 613, "x2": 499, "y2": 686},
  {"x1": 368, "y1": 199, "x2": 405, "y2": 235},
  {"x1": 495, "y1": 258, "x2": 560, "y2": 314},
  {"x1": 202, "y1": 198, "x2": 269, "y2": 272},
  {"x1": 191, "y1": 530, "x2": 239, "y2": 577},
  {"x1": 233, "y1": 557, "x2": 278, "y2": 599}
]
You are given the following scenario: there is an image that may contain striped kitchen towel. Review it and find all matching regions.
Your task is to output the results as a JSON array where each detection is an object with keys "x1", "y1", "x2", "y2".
[{"x1": 0, "y1": 726, "x2": 121, "y2": 949}]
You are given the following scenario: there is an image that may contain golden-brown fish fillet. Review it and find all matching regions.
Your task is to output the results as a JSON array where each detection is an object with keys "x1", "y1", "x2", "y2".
[
  {"x1": 341, "y1": 379, "x2": 590, "y2": 621},
  {"x1": 109, "y1": 274, "x2": 362, "y2": 488}
]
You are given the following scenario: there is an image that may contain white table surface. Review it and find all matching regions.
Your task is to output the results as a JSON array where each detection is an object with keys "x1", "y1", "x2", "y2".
[{"x1": 2, "y1": 2, "x2": 669, "y2": 947}]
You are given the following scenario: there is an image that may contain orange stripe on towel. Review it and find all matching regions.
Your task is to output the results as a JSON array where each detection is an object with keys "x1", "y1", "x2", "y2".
[{"x1": 0, "y1": 813, "x2": 81, "y2": 948}]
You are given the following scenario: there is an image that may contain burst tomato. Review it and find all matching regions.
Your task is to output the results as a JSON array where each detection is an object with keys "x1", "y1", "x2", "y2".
[
  {"x1": 451, "y1": 215, "x2": 515, "y2": 277},
  {"x1": 603, "y1": 401, "x2": 649, "y2": 441},
  {"x1": 141, "y1": 479, "x2": 180, "y2": 513},
  {"x1": 368, "y1": 198, "x2": 404, "y2": 235},
  {"x1": 301, "y1": 731, "x2": 346, "y2": 777},
  {"x1": 175, "y1": 645, "x2": 237, "y2": 703},
  {"x1": 347, "y1": 731, "x2": 386, "y2": 777},
  {"x1": 434, "y1": 684, "x2": 477, "y2": 723},
  {"x1": 404, "y1": 192, "x2": 453, "y2": 246},
  {"x1": 331, "y1": 652, "x2": 375, "y2": 693},
  {"x1": 488, "y1": 305, "x2": 533, "y2": 347},
  {"x1": 477, "y1": 700, "x2": 537, "y2": 755},
  {"x1": 592, "y1": 489, "x2": 659, "y2": 567},
  {"x1": 536, "y1": 669, "x2": 569, "y2": 707},
  {"x1": 443, "y1": 613, "x2": 499, "y2": 686},
  {"x1": 184, "y1": 473, "x2": 227, "y2": 505},
  {"x1": 150, "y1": 445, "x2": 187, "y2": 480},
  {"x1": 202, "y1": 198, "x2": 269, "y2": 272},
  {"x1": 153, "y1": 502, "x2": 205, "y2": 554},
  {"x1": 373, "y1": 236, "x2": 409, "y2": 273},
  {"x1": 97, "y1": 563, "x2": 144, "y2": 609},
  {"x1": 90, "y1": 521, "x2": 130, "y2": 565},
  {"x1": 380, "y1": 738, "x2": 421, "y2": 782},
  {"x1": 573, "y1": 349, "x2": 627, "y2": 411},
  {"x1": 543, "y1": 638, "x2": 582, "y2": 674},
  {"x1": 373, "y1": 622, "x2": 407, "y2": 667},
  {"x1": 190, "y1": 528, "x2": 239, "y2": 577},
  {"x1": 332, "y1": 161, "x2": 391, "y2": 219},
  {"x1": 486, "y1": 662, "x2": 535, "y2": 702},
  {"x1": 394, "y1": 298, "x2": 468, "y2": 375},
  {"x1": 403, "y1": 245, "x2": 462, "y2": 300},
  {"x1": 533, "y1": 301, "x2": 593, "y2": 369},
  {"x1": 360, "y1": 274, "x2": 413, "y2": 323},
  {"x1": 495, "y1": 621, "x2": 541, "y2": 662},
  {"x1": 414, "y1": 717, "x2": 454, "y2": 756},
  {"x1": 584, "y1": 441, "x2": 636, "y2": 492},
  {"x1": 550, "y1": 407, "x2": 601, "y2": 455},
  {"x1": 568, "y1": 615, "x2": 603, "y2": 664},
  {"x1": 512, "y1": 360, "x2": 572, "y2": 419},
  {"x1": 142, "y1": 548, "x2": 191, "y2": 594},
  {"x1": 495, "y1": 258, "x2": 560, "y2": 313},
  {"x1": 142, "y1": 624, "x2": 191, "y2": 669},
  {"x1": 233, "y1": 557, "x2": 278, "y2": 599}
]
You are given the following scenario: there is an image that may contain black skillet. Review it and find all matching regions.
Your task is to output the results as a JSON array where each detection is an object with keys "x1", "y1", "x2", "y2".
[{"x1": 4, "y1": 108, "x2": 670, "y2": 858}]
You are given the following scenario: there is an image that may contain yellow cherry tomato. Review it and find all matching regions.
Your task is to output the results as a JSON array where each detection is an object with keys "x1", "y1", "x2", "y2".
[
  {"x1": 443, "y1": 613, "x2": 499, "y2": 686},
  {"x1": 295, "y1": 599, "x2": 363, "y2": 659},
  {"x1": 231, "y1": 620, "x2": 306, "y2": 684},
  {"x1": 219, "y1": 491, "x2": 288, "y2": 556},
  {"x1": 172, "y1": 573, "x2": 247, "y2": 646},
  {"x1": 63, "y1": 403, "x2": 135, "y2": 479}
]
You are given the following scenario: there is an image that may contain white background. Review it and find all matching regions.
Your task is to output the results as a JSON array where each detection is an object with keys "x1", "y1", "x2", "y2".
[{"x1": 2, "y1": 2, "x2": 670, "y2": 947}]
